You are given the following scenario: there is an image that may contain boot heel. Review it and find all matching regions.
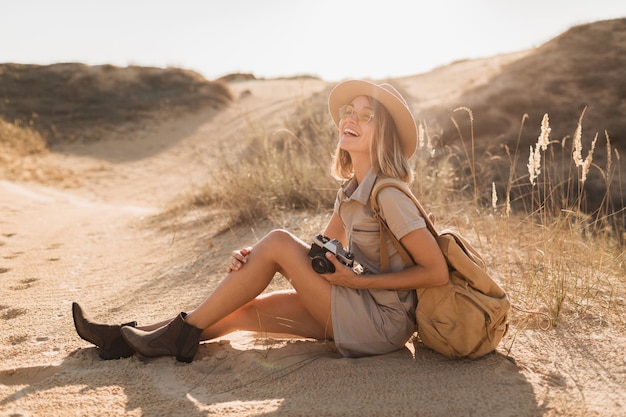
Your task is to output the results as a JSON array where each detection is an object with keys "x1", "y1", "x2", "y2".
[
  {"x1": 72, "y1": 302, "x2": 136, "y2": 360},
  {"x1": 176, "y1": 354, "x2": 194, "y2": 363}
]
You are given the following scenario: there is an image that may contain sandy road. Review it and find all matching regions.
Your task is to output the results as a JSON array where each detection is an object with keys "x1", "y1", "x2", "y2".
[{"x1": 0, "y1": 78, "x2": 329, "y2": 370}]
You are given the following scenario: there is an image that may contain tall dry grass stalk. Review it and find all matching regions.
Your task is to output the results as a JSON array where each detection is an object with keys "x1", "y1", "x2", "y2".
[
  {"x1": 496, "y1": 109, "x2": 623, "y2": 325},
  {"x1": 451, "y1": 107, "x2": 480, "y2": 207}
]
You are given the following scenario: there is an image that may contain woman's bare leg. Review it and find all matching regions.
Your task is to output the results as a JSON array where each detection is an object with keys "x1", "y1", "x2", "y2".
[
  {"x1": 199, "y1": 289, "x2": 332, "y2": 340},
  {"x1": 184, "y1": 229, "x2": 334, "y2": 339}
]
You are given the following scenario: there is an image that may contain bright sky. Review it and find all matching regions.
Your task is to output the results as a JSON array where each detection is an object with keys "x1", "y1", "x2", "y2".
[{"x1": 2, "y1": 0, "x2": 626, "y2": 82}]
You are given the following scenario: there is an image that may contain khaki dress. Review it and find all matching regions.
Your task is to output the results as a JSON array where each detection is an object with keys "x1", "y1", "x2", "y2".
[{"x1": 331, "y1": 169, "x2": 426, "y2": 357}]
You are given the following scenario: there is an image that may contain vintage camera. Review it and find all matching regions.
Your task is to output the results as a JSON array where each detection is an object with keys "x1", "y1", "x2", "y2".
[{"x1": 308, "y1": 234, "x2": 355, "y2": 274}]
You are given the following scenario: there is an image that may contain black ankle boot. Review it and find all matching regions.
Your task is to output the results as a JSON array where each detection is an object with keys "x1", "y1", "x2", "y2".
[
  {"x1": 120, "y1": 312, "x2": 202, "y2": 363},
  {"x1": 72, "y1": 302, "x2": 137, "y2": 360}
]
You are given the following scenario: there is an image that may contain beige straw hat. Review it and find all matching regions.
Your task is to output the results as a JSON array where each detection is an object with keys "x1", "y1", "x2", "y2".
[{"x1": 328, "y1": 80, "x2": 417, "y2": 158}]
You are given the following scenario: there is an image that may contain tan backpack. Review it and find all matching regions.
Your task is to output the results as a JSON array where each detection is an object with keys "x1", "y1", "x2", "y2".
[{"x1": 370, "y1": 178, "x2": 510, "y2": 359}]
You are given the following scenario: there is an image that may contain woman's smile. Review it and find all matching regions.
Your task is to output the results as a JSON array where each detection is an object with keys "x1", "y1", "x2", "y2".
[
  {"x1": 339, "y1": 95, "x2": 373, "y2": 154},
  {"x1": 342, "y1": 126, "x2": 360, "y2": 139}
]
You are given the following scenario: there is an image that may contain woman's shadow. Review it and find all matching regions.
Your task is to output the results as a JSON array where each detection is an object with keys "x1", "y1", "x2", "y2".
[{"x1": 0, "y1": 337, "x2": 544, "y2": 416}]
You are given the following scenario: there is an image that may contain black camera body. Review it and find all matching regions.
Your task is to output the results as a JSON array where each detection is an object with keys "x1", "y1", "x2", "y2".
[{"x1": 308, "y1": 234, "x2": 355, "y2": 274}]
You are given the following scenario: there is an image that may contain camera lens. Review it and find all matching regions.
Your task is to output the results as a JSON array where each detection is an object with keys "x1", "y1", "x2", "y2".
[{"x1": 311, "y1": 256, "x2": 335, "y2": 274}]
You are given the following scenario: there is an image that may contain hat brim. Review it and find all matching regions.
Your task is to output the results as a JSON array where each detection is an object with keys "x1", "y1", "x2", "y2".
[{"x1": 328, "y1": 80, "x2": 417, "y2": 158}]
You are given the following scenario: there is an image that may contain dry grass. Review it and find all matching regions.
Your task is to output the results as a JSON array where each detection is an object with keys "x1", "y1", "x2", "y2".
[
  {"x1": 426, "y1": 104, "x2": 624, "y2": 326},
  {"x1": 418, "y1": 18, "x2": 626, "y2": 216},
  {"x1": 189, "y1": 88, "x2": 339, "y2": 225},
  {"x1": 0, "y1": 117, "x2": 48, "y2": 179},
  {"x1": 0, "y1": 118, "x2": 47, "y2": 156},
  {"x1": 191, "y1": 90, "x2": 625, "y2": 331},
  {"x1": 1, "y1": 19, "x2": 624, "y2": 341}
]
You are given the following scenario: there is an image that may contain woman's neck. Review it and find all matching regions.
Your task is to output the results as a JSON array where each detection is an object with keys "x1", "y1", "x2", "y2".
[{"x1": 352, "y1": 157, "x2": 372, "y2": 184}]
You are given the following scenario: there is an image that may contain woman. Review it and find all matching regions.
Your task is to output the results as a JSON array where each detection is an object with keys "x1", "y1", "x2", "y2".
[{"x1": 73, "y1": 80, "x2": 449, "y2": 362}]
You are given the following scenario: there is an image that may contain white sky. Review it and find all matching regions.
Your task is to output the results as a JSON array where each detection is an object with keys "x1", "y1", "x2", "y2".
[{"x1": 2, "y1": 0, "x2": 626, "y2": 82}]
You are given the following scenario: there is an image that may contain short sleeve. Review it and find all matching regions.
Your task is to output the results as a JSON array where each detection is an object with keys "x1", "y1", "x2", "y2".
[{"x1": 377, "y1": 187, "x2": 426, "y2": 240}]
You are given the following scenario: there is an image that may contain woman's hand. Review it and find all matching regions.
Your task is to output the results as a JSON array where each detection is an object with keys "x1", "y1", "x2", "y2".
[
  {"x1": 320, "y1": 252, "x2": 360, "y2": 287},
  {"x1": 227, "y1": 246, "x2": 253, "y2": 273}
]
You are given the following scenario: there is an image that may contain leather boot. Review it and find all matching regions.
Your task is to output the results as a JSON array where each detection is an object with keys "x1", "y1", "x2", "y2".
[
  {"x1": 72, "y1": 302, "x2": 137, "y2": 360},
  {"x1": 120, "y1": 312, "x2": 202, "y2": 363}
]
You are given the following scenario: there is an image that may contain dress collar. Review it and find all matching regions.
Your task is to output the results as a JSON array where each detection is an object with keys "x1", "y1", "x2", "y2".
[{"x1": 340, "y1": 168, "x2": 377, "y2": 205}]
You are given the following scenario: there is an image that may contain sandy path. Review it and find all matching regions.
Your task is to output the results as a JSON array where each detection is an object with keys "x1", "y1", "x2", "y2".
[
  {"x1": 0, "y1": 78, "x2": 324, "y2": 360},
  {"x1": 0, "y1": 78, "x2": 339, "y2": 415}
]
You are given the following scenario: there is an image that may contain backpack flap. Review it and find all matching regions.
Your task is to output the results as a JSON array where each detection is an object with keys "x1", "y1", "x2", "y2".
[
  {"x1": 416, "y1": 271, "x2": 510, "y2": 358},
  {"x1": 436, "y1": 232, "x2": 506, "y2": 299}
]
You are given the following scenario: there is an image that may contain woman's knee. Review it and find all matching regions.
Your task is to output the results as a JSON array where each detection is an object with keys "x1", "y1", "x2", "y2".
[
  {"x1": 254, "y1": 229, "x2": 309, "y2": 272},
  {"x1": 263, "y1": 229, "x2": 307, "y2": 249}
]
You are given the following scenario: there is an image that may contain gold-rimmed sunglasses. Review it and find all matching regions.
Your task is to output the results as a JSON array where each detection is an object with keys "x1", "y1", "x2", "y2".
[{"x1": 339, "y1": 104, "x2": 375, "y2": 124}]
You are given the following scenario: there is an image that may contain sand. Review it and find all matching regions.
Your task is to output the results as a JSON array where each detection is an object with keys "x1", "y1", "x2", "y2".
[{"x1": 1, "y1": 72, "x2": 625, "y2": 416}]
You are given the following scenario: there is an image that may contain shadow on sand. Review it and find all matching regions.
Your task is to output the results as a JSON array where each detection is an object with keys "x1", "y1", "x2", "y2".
[{"x1": 0, "y1": 337, "x2": 544, "y2": 416}]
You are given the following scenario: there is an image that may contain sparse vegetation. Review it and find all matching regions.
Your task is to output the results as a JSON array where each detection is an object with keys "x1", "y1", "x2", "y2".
[
  {"x1": 419, "y1": 18, "x2": 626, "y2": 216},
  {"x1": 0, "y1": 117, "x2": 48, "y2": 179},
  {"x1": 190, "y1": 89, "x2": 339, "y2": 225},
  {"x1": 0, "y1": 63, "x2": 235, "y2": 181},
  {"x1": 0, "y1": 63, "x2": 234, "y2": 145},
  {"x1": 1, "y1": 33, "x2": 623, "y2": 333},
  {"x1": 0, "y1": 117, "x2": 47, "y2": 157},
  {"x1": 196, "y1": 91, "x2": 624, "y2": 331},
  {"x1": 410, "y1": 104, "x2": 623, "y2": 328}
]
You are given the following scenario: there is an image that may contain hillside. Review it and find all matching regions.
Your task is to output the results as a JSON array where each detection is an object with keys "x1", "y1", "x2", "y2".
[
  {"x1": 417, "y1": 18, "x2": 626, "y2": 213},
  {"x1": 0, "y1": 63, "x2": 233, "y2": 145},
  {"x1": 1, "y1": 19, "x2": 624, "y2": 216}
]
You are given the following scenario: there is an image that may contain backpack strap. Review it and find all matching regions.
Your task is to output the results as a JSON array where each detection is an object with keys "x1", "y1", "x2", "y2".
[
  {"x1": 370, "y1": 178, "x2": 436, "y2": 272},
  {"x1": 373, "y1": 205, "x2": 414, "y2": 272}
]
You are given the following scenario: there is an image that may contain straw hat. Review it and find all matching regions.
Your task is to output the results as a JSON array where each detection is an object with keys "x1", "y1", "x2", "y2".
[{"x1": 328, "y1": 80, "x2": 417, "y2": 158}]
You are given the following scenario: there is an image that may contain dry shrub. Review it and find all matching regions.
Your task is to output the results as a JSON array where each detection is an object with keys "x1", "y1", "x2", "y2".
[
  {"x1": 192, "y1": 89, "x2": 338, "y2": 225},
  {"x1": 0, "y1": 118, "x2": 49, "y2": 179},
  {"x1": 0, "y1": 117, "x2": 92, "y2": 185},
  {"x1": 0, "y1": 118, "x2": 47, "y2": 156}
]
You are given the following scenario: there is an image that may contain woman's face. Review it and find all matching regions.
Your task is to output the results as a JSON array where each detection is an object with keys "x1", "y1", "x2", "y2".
[{"x1": 338, "y1": 95, "x2": 375, "y2": 158}]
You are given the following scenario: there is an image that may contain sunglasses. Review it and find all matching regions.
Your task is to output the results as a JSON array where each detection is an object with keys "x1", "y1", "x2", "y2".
[{"x1": 339, "y1": 104, "x2": 375, "y2": 124}]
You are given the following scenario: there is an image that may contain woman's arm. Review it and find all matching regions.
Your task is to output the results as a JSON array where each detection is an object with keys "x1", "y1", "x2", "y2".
[{"x1": 322, "y1": 227, "x2": 449, "y2": 290}]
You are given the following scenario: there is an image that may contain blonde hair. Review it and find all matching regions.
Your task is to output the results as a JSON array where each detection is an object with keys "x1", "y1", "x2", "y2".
[{"x1": 331, "y1": 97, "x2": 414, "y2": 183}]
